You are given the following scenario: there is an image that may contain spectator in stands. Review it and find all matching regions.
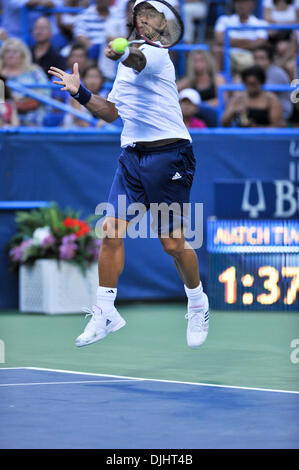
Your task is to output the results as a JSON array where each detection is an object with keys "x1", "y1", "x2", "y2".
[
  {"x1": 271, "y1": 29, "x2": 298, "y2": 80},
  {"x1": 179, "y1": 88, "x2": 207, "y2": 128},
  {"x1": 253, "y1": 45, "x2": 293, "y2": 120},
  {"x1": 263, "y1": 0, "x2": 298, "y2": 80},
  {"x1": 82, "y1": 65, "x2": 106, "y2": 97},
  {"x1": 222, "y1": 64, "x2": 283, "y2": 127},
  {"x1": 0, "y1": 0, "x2": 64, "y2": 41},
  {"x1": 0, "y1": 38, "x2": 50, "y2": 126},
  {"x1": 0, "y1": 75, "x2": 19, "y2": 126},
  {"x1": 31, "y1": 17, "x2": 66, "y2": 77},
  {"x1": 214, "y1": 0, "x2": 268, "y2": 71},
  {"x1": 183, "y1": 0, "x2": 208, "y2": 43},
  {"x1": 263, "y1": 0, "x2": 299, "y2": 24},
  {"x1": 177, "y1": 50, "x2": 225, "y2": 107},
  {"x1": 74, "y1": 0, "x2": 127, "y2": 79},
  {"x1": 57, "y1": 0, "x2": 90, "y2": 44},
  {"x1": 46, "y1": 43, "x2": 89, "y2": 125},
  {"x1": 66, "y1": 43, "x2": 89, "y2": 74},
  {"x1": 74, "y1": 0, "x2": 125, "y2": 49}
]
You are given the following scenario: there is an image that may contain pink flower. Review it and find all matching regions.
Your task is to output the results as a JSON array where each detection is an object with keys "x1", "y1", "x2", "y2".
[
  {"x1": 59, "y1": 234, "x2": 78, "y2": 260},
  {"x1": 42, "y1": 235, "x2": 56, "y2": 247},
  {"x1": 9, "y1": 246, "x2": 23, "y2": 262},
  {"x1": 9, "y1": 238, "x2": 33, "y2": 263}
]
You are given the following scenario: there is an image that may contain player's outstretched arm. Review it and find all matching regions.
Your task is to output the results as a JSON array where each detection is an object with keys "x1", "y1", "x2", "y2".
[{"x1": 48, "y1": 63, "x2": 118, "y2": 123}]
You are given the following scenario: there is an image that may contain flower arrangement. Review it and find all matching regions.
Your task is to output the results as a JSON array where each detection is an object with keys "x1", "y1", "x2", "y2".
[{"x1": 7, "y1": 203, "x2": 101, "y2": 271}]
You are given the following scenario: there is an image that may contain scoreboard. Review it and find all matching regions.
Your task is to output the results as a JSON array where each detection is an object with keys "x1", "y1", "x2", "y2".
[{"x1": 207, "y1": 219, "x2": 299, "y2": 311}]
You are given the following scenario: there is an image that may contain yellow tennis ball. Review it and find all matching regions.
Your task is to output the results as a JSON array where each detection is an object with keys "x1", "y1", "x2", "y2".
[{"x1": 111, "y1": 38, "x2": 129, "y2": 54}]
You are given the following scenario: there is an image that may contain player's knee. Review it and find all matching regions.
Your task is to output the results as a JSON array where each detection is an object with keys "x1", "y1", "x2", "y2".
[
  {"x1": 161, "y1": 237, "x2": 184, "y2": 257},
  {"x1": 102, "y1": 217, "x2": 127, "y2": 239}
]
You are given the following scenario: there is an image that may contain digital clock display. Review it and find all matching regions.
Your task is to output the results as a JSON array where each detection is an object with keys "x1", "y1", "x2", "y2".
[
  {"x1": 208, "y1": 253, "x2": 299, "y2": 311},
  {"x1": 207, "y1": 219, "x2": 299, "y2": 311}
]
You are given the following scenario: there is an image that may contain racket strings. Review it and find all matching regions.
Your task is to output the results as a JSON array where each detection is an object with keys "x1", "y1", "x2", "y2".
[{"x1": 133, "y1": 0, "x2": 183, "y2": 48}]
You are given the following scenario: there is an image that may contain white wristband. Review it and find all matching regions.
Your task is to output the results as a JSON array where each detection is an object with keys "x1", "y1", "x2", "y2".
[{"x1": 119, "y1": 47, "x2": 130, "y2": 63}]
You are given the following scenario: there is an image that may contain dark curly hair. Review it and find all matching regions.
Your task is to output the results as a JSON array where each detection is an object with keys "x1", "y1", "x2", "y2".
[{"x1": 241, "y1": 65, "x2": 266, "y2": 85}]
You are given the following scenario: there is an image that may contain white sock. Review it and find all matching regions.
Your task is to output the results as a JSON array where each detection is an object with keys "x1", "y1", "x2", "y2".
[
  {"x1": 184, "y1": 282, "x2": 204, "y2": 311},
  {"x1": 96, "y1": 286, "x2": 117, "y2": 313}
]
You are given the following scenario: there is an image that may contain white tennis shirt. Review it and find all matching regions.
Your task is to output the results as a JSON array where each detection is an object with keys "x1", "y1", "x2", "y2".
[{"x1": 107, "y1": 43, "x2": 191, "y2": 148}]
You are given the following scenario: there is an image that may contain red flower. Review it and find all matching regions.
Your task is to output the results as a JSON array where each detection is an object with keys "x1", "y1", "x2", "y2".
[
  {"x1": 63, "y1": 218, "x2": 90, "y2": 237},
  {"x1": 63, "y1": 217, "x2": 79, "y2": 229},
  {"x1": 75, "y1": 221, "x2": 90, "y2": 237}
]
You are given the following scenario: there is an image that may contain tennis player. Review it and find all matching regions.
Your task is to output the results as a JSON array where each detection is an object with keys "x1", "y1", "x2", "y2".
[{"x1": 49, "y1": 0, "x2": 209, "y2": 349}]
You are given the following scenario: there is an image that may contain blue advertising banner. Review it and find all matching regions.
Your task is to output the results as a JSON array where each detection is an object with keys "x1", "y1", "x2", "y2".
[{"x1": 215, "y1": 180, "x2": 299, "y2": 219}]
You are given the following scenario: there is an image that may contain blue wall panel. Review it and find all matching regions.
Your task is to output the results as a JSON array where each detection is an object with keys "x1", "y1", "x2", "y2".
[{"x1": 0, "y1": 129, "x2": 298, "y2": 308}]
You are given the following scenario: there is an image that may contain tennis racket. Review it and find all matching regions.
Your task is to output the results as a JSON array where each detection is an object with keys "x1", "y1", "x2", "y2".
[{"x1": 126, "y1": 0, "x2": 184, "y2": 48}]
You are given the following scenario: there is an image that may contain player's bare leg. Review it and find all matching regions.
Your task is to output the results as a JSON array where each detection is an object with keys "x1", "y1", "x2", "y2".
[
  {"x1": 75, "y1": 217, "x2": 127, "y2": 347},
  {"x1": 98, "y1": 217, "x2": 128, "y2": 287},
  {"x1": 159, "y1": 230, "x2": 209, "y2": 348},
  {"x1": 159, "y1": 232, "x2": 200, "y2": 288}
]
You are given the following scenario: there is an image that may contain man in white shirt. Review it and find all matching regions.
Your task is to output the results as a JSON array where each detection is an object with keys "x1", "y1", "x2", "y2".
[
  {"x1": 213, "y1": 0, "x2": 268, "y2": 71},
  {"x1": 74, "y1": 0, "x2": 127, "y2": 79},
  {"x1": 74, "y1": 0, "x2": 127, "y2": 48},
  {"x1": 49, "y1": 0, "x2": 209, "y2": 351}
]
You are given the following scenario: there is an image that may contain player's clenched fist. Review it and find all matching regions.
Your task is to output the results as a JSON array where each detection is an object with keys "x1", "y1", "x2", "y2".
[
  {"x1": 104, "y1": 42, "x2": 124, "y2": 62},
  {"x1": 48, "y1": 62, "x2": 81, "y2": 96}
]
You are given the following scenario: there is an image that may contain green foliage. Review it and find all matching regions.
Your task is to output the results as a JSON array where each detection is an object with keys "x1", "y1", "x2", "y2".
[{"x1": 7, "y1": 203, "x2": 101, "y2": 273}]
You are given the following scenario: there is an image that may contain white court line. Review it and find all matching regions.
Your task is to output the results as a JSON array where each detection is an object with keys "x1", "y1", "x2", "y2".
[
  {"x1": 4, "y1": 366, "x2": 298, "y2": 395},
  {"x1": 0, "y1": 379, "x2": 142, "y2": 387}
]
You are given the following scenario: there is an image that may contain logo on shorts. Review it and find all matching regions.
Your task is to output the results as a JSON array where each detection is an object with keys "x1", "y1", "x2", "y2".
[{"x1": 172, "y1": 172, "x2": 182, "y2": 180}]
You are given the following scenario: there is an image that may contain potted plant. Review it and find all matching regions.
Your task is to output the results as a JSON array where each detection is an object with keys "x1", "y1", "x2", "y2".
[{"x1": 7, "y1": 203, "x2": 101, "y2": 314}]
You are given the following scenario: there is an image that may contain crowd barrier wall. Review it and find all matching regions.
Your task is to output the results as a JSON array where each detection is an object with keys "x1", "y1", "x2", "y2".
[{"x1": 0, "y1": 128, "x2": 298, "y2": 307}]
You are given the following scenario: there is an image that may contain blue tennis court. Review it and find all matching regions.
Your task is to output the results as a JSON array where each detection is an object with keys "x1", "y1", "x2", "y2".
[{"x1": 1, "y1": 367, "x2": 298, "y2": 449}]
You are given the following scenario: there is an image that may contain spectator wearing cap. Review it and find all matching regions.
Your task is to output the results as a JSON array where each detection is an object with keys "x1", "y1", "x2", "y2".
[
  {"x1": 253, "y1": 45, "x2": 293, "y2": 120},
  {"x1": 31, "y1": 17, "x2": 66, "y2": 77},
  {"x1": 213, "y1": 0, "x2": 268, "y2": 71},
  {"x1": 179, "y1": 88, "x2": 207, "y2": 129}
]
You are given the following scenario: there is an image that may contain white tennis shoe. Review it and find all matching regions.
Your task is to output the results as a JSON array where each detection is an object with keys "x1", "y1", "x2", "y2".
[
  {"x1": 75, "y1": 305, "x2": 126, "y2": 347},
  {"x1": 185, "y1": 293, "x2": 209, "y2": 348}
]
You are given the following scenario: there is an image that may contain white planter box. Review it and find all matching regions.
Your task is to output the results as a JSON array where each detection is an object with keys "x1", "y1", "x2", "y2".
[{"x1": 19, "y1": 259, "x2": 98, "y2": 314}]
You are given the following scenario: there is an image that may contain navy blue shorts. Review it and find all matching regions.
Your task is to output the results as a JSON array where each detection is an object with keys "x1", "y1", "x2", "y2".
[{"x1": 107, "y1": 139, "x2": 196, "y2": 235}]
